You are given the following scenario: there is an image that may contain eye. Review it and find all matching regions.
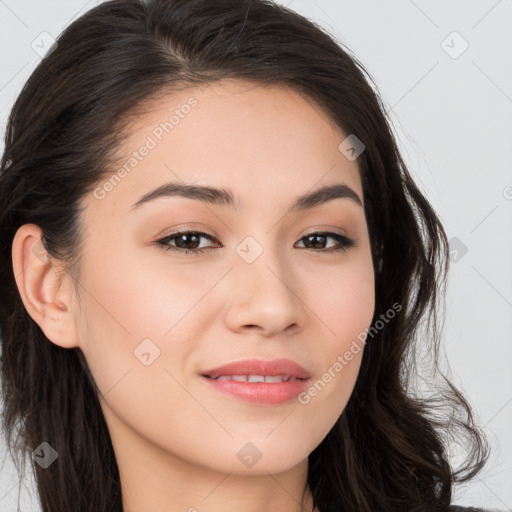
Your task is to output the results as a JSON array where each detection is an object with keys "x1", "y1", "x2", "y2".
[
  {"x1": 295, "y1": 232, "x2": 356, "y2": 253},
  {"x1": 155, "y1": 230, "x2": 221, "y2": 256},
  {"x1": 154, "y1": 230, "x2": 356, "y2": 256}
]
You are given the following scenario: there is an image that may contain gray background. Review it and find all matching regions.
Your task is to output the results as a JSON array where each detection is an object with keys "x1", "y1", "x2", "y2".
[{"x1": 1, "y1": 0, "x2": 511, "y2": 510}]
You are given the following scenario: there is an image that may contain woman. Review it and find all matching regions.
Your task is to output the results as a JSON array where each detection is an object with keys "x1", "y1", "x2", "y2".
[{"x1": 0, "y1": 0, "x2": 491, "y2": 511}]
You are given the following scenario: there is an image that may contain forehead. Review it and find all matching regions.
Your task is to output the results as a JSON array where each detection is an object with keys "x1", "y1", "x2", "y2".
[{"x1": 85, "y1": 79, "x2": 363, "y2": 216}]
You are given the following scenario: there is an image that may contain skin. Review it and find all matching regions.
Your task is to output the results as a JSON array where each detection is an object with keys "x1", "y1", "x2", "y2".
[{"x1": 12, "y1": 79, "x2": 375, "y2": 512}]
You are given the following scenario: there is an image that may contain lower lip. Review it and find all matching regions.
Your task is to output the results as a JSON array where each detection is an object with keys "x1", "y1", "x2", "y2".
[{"x1": 200, "y1": 375, "x2": 310, "y2": 405}]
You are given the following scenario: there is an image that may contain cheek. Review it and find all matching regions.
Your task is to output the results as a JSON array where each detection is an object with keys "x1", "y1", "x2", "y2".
[
  {"x1": 301, "y1": 249, "x2": 375, "y2": 347},
  {"x1": 74, "y1": 247, "x2": 203, "y2": 391},
  {"x1": 296, "y1": 254, "x2": 374, "y2": 414},
  {"x1": 73, "y1": 253, "x2": 210, "y2": 451},
  {"x1": 80, "y1": 245, "x2": 213, "y2": 338}
]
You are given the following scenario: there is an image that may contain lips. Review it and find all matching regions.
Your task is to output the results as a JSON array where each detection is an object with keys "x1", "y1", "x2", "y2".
[
  {"x1": 200, "y1": 358, "x2": 311, "y2": 380},
  {"x1": 199, "y1": 358, "x2": 311, "y2": 405}
]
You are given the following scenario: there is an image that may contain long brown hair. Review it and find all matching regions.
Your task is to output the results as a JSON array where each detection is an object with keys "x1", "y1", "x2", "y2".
[{"x1": 0, "y1": 1, "x2": 489, "y2": 510}]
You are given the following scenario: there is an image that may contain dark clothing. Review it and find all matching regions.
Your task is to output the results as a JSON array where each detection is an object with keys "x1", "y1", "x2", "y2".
[{"x1": 449, "y1": 507, "x2": 496, "y2": 511}]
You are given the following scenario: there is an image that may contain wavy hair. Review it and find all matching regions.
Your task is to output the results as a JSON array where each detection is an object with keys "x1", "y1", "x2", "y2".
[{"x1": 0, "y1": 0, "x2": 489, "y2": 511}]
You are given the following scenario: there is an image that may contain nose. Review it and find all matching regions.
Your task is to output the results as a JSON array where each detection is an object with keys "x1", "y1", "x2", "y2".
[{"x1": 222, "y1": 246, "x2": 306, "y2": 337}]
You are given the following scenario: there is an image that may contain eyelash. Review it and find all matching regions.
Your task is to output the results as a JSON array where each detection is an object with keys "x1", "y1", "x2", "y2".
[{"x1": 155, "y1": 229, "x2": 356, "y2": 256}]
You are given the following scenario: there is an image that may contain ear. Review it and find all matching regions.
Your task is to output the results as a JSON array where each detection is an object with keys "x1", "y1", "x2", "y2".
[{"x1": 11, "y1": 223, "x2": 81, "y2": 349}]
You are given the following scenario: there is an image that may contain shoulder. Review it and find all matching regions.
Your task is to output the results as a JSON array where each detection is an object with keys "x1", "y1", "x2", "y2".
[{"x1": 449, "y1": 506, "x2": 499, "y2": 512}]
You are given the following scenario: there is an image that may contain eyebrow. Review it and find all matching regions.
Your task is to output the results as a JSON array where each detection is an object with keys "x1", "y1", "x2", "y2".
[{"x1": 130, "y1": 181, "x2": 363, "y2": 213}]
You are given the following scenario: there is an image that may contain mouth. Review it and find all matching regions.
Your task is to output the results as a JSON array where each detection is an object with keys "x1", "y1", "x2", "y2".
[
  {"x1": 200, "y1": 357, "x2": 311, "y2": 380},
  {"x1": 199, "y1": 358, "x2": 311, "y2": 405},
  {"x1": 202, "y1": 374, "x2": 307, "y2": 382}
]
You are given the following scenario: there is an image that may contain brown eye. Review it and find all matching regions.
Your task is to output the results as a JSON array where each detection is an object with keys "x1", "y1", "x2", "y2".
[
  {"x1": 295, "y1": 232, "x2": 356, "y2": 253},
  {"x1": 155, "y1": 230, "x2": 221, "y2": 255}
]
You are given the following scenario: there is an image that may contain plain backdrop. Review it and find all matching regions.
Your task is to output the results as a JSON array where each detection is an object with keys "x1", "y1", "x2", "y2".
[{"x1": 0, "y1": 0, "x2": 511, "y2": 510}]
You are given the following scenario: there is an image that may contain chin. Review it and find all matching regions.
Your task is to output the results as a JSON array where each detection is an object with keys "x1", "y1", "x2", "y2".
[{"x1": 215, "y1": 439, "x2": 311, "y2": 476}]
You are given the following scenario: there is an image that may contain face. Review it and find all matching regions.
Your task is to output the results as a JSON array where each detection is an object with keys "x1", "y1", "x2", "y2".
[{"x1": 63, "y1": 80, "x2": 375, "y2": 476}]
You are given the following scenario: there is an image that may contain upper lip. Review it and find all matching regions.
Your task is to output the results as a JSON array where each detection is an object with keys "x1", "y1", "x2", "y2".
[{"x1": 201, "y1": 358, "x2": 311, "y2": 379}]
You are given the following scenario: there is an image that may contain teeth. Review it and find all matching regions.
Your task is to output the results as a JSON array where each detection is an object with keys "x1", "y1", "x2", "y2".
[
  {"x1": 247, "y1": 375, "x2": 265, "y2": 383},
  {"x1": 212, "y1": 374, "x2": 296, "y2": 383},
  {"x1": 262, "y1": 375, "x2": 285, "y2": 383}
]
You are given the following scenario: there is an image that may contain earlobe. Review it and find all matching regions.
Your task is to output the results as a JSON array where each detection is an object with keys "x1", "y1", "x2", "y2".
[{"x1": 11, "y1": 223, "x2": 81, "y2": 349}]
